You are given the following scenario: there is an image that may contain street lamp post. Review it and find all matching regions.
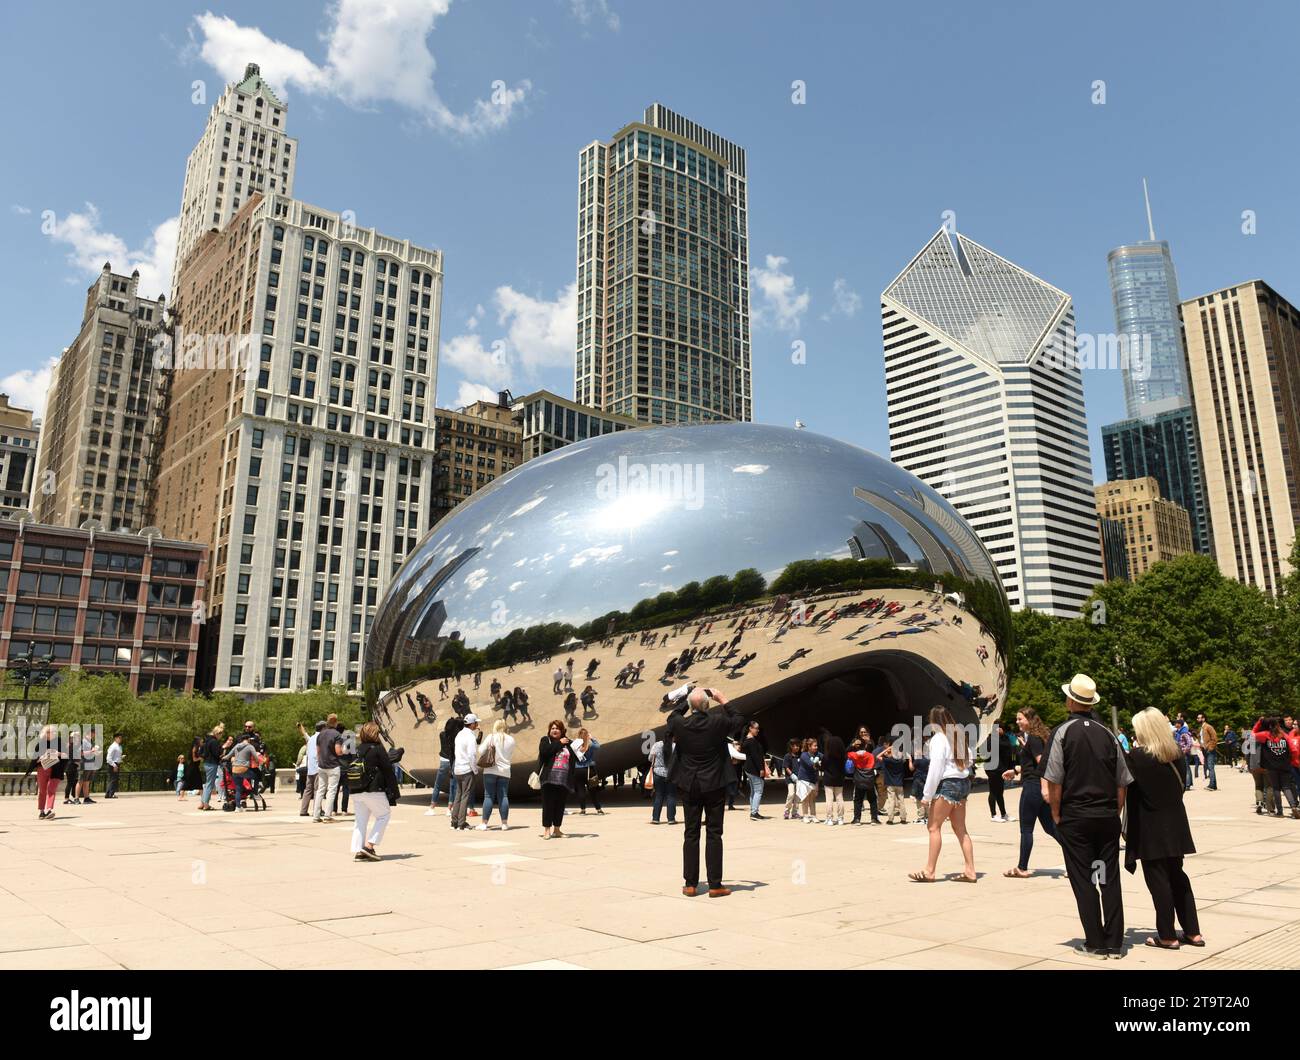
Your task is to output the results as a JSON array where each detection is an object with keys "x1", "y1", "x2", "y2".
[{"x1": 11, "y1": 640, "x2": 56, "y2": 701}]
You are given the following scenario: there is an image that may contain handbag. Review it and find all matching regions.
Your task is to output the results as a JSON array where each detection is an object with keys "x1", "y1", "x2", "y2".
[
  {"x1": 477, "y1": 736, "x2": 497, "y2": 769},
  {"x1": 643, "y1": 773, "x2": 655, "y2": 791},
  {"x1": 38, "y1": 748, "x2": 60, "y2": 770},
  {"x1": 527, "y1": 770, "x2": 542, "y2": 791}
]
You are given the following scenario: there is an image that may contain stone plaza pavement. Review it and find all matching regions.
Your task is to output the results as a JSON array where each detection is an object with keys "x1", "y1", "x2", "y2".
[{"x1": 1, "y1": 765, "x2": 1298, "y2": 970}]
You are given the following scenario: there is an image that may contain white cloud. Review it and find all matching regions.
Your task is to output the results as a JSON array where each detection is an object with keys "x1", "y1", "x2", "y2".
[
  {"x1": 569, "y1": 0, "x2": 620, "y2": 31},
  {"x1": 452, "y1": 380, "x2": 501, "y2": 407},
  {"x1": 1, "y1": 357, "x2": 58, "y2": 420},
  {"x1": 828, "y1": 277, "x2": 862, "y2": 318},
  {"x1": 752, "y1": 254, "x2": 809, "y2": 330},
  {"x1": 45, "y1": 203, "x2": 178, "y2": 299},
  {"x1": 732, "y1": 464, "x2": 769, "y2": 475},
  {"x1": 570, "y1": 544, "x2": 623, "y2": 567},
  {"x1": 191, "y1": 2, "x2": 530, "y2": 137},
  {"x1": 440, "y1": 281, "x2": 576, "y2": 400},
  {"x1": 11, "y1": 204, "x2": 31, "y2": 215}
]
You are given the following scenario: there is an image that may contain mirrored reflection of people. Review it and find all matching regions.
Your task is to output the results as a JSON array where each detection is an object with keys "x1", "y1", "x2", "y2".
[
  {"x1": 1125, "y1": 708, "x2": 1203, "y2": 950},
  {"x1": 1044, "y1": 674, "x2": 1133, "y2": 960},
  {"x1": 666, "y1": 687, "x2": 743, "y2": 897}
]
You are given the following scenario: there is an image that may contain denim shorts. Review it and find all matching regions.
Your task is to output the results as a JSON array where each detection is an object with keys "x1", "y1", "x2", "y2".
[{"x1": 935, "y1": 776, "x2": 971, "y2": 806}]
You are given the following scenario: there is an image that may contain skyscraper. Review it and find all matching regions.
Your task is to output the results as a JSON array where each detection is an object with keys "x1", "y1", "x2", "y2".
[
  {"x1": 153, "y1": 192, "x2": 442, "y2": 693},
  {"x1": 1094, "y1": 477, "x2": 1194, "y2": 579},
  {"x1": 1182, "y1": 281, "x2": 1300, "y2": 593},
  {"x1": 881, "y1": 228, "x2": 1104, "y2": 617},
  {"x1": 575, "y1": 103, "x2": 751, "y2": 425},
  {"x1": 1099, "y1": 182, "x2": 1210, "y2": 556},
  {"x1": 32, "y1": 265, "x2": 167, "y2": 532},
  {"x1": 172, "y1": 63, "x2": 297, "y2": 285},
  {"x1": 1101, "y1": 406, "x2": 1209, "y2": 554}
]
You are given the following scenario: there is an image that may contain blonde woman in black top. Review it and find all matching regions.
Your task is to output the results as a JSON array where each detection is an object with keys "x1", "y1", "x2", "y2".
[{"x1": 1126, "y1": 707, "x2": 1203, "y2": 950}]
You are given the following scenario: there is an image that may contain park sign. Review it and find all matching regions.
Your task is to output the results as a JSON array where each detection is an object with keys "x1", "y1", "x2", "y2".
[{"x1": 0, "y1": 698, "x2": 50, "y2": 729}]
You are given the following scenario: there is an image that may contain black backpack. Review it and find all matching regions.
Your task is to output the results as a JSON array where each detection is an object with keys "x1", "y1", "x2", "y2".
[{"x1": 345, "y1": 752, "x2": 373, "y2": 794}]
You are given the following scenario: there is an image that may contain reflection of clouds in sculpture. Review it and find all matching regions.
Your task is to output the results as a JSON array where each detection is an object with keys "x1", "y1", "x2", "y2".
[
  {"x1": 733, "y1": 464, "x2": 769, "y2": 475},
  {"x1": 463, "y1": 568, "x2": 489, "y2": 593},
  {"x1": 509, "y1": 497, "x2": 546, "y2": 518},
  {"x1": 570, "y1": 545, "x2": 624, "y2": 568},
  {"x1": 508, "y1": 581, "x2": 525, "y2": 592}
]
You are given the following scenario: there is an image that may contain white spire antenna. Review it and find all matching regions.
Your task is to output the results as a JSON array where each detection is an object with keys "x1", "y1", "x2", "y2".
[{"x1": 1143, "y1": 177, "x2": 1156, "y2": 241}]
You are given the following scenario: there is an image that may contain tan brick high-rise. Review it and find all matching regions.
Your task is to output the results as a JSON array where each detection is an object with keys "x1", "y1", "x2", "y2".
[
  {"x1": 1094, "y1": 477, "x2": 1194, "y2": 579},
  {"x1": 1182, "y1": 281, "x2": 1300, "y2": 593}
]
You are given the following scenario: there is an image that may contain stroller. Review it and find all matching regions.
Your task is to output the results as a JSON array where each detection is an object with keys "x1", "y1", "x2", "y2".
[{"x1": 220, "y1": 761, "x2": 268, "y2": 812}]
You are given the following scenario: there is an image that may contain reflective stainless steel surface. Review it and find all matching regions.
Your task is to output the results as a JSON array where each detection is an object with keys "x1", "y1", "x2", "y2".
[{"x1": 366, "y1": 424, "x2": 1010, "y2": 790}]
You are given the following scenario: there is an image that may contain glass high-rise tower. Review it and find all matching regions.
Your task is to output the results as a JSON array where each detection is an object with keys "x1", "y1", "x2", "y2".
[
  {"x1": 575, "y1": 104, "x2": 751, "y2": 425},
  {"x1": 1100, "y1": 183, "x2": 1211, "y2": 555},
  {"x1": 1108, "y1": 240, "x2": 1190, "y2": 416}
]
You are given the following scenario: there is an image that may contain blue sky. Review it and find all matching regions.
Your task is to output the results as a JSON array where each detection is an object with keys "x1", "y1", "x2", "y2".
[{"x1": 2, "y1": 0, "x2": 1298, "y2": 482}]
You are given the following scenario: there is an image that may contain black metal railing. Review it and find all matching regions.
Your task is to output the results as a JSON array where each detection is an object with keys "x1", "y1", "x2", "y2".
[{"x1": 0, "y1": 768, "x2": 173, "y2": 796}]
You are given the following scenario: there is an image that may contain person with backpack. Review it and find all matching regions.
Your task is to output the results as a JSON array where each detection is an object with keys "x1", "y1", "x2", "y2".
[
  {"x1": 348, "y1": 722, "x2": 399, "y2": 862},
  {"x1": 450, "y1": 714, "x2": 482, "y2": 831},
  {"x1": 1251, "y1": 717, "x2": 1300, "y2": 818},
  {"x1": 476, "y1": 720, "x2": 515, "y2": 831}
]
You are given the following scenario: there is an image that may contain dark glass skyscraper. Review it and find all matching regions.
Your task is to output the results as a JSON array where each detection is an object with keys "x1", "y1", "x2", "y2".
[
  {"x1": 1101, "y1": 405, "x2": 1210, "y2": 555},
  {"x1": 1099, "y1": 187, "x2": 1210, "y2": 555}
]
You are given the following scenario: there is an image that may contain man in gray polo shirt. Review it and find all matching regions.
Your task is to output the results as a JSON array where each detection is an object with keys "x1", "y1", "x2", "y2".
[
  {"x1": 313, "y1": 713, "x2": 344, "y2": 823},
  {"x1": 1043, "y1": 673, "x2": 1133, "y2": 959}
]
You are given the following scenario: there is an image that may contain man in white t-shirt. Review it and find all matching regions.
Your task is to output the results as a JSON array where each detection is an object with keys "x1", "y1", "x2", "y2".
[
  {"x1": 300, "y1": 721, "x2": 323, "y2": 816},
  {"x1": 104, "y1": 734, "x2": 124, "y2": 798},
  {"x1": 450, "y1": 714, "x2": 481, "y2": 831}
]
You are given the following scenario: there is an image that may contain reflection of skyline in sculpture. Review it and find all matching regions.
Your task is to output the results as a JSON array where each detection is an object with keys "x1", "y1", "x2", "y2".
[
  {"x1": 853, "y1": 486, "x2": 970, "y2": 579},
  {"x1": 364, "y1": 424, "x2": 1011, "y2": 788},
  {"x1": 847, "y1": 520, "x2": 911, "y2": 565}
]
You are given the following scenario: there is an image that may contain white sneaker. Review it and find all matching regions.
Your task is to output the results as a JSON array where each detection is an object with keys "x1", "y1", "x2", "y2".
[
  {"x1": 424, "y1": 808, "x2": 437, "y2": 816},
  {"x1": 824, "y1": 818, "x2": 834, "y2": 826},
  {"x1": 475, "y1": 824, "x2": 489, "y2": 830},
  {"x1": 498, "y1": 823, "x2": 509, "y2": 831}
]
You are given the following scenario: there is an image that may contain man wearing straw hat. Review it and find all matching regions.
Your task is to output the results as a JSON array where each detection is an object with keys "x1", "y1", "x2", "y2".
[{"x1": 1043, "y1": 673, "x2": 1133, "y2": 960}]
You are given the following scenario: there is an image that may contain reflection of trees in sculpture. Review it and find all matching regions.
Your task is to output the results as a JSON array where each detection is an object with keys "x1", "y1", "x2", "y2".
[{"x1": 364, "y1": 554, "x2": 1011, "y2": 709}]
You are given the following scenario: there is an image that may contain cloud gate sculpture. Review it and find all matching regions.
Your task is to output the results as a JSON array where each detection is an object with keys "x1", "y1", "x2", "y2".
[{"x1": 365, "y1": 424, "x2": 1010, "y2": 793}]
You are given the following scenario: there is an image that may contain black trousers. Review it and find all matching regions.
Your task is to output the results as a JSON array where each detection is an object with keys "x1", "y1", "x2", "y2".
[
  {"x1": 682, "y1": 785, "x2": 726, "y2": 889},
  {"x1": 63, "y1": 761, "x2": 79, "y2": 797},
  {"x1": 576, "y1": 770, "x2": 603, "y2": 811},
  {"x1": 986, "y1": 768, "x2": 1006, "y2": 816},
  {"x1": 852, "y1": 781, "x2": 880, "y2": 822},
  {"x1": 1140, "y1": 856, "x2": 1200, "y2": 942},
  {"x1": 1057, "y1": 815, "x2": 1124, "y2": 952},
  {"x1": 541, "y1": 783, "x2": 568, "y2": 828}
]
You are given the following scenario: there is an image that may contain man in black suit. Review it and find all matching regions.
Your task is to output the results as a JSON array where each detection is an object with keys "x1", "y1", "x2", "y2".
[{"x1": 665, "y1": 686, "x2": 743, "y2": 897}]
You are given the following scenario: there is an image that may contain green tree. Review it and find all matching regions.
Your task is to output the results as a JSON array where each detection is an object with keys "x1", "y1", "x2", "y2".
[{"x1": 1167, "y1": 662, "x2": 1255, "y2": 732}]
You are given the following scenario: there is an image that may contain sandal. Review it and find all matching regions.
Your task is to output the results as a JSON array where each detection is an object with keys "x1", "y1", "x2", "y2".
[
  {"x1": 1004, "y1": 868, "x2": 1031, "y2": 878},
  {"x1": 955, "y1": 873, "x2": 978, "y2": 883},
  {"x1": 1179, "y1": 935, "x2": 1206, "y2": 947},
  {"x1": 908, "y1": 870, "x2": 936, "y2": 882},
  {"x1": 1144, "y1": 937, "x2": 1180, "y2": 950}
]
